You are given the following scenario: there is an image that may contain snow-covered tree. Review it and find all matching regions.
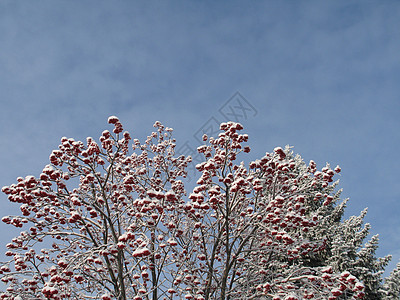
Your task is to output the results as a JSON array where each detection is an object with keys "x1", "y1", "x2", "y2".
[
  {"x1": 0, "y1": 116, "x2": 392, "y2": 299},
  {"x1": 268, "y1": 152, "x2": 394, "y2": 299},
  {"x1": 381, "y1": 262, "x2": 400, "y2": 299},
  {"x1": 325, "y1": 213, "x2": 391, "y2": 298}
]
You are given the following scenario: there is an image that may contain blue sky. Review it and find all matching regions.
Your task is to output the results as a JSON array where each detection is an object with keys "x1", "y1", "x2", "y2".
[{"x1": 1, "y1": 1, "x2": 399, "y2": 275}]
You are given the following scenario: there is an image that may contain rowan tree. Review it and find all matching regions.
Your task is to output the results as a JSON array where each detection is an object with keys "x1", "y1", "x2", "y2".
[{"x1": 0, "y1": 116, "x2": 384, "y2": 299}]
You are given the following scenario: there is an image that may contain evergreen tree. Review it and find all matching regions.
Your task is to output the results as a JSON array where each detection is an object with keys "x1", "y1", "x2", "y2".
[
  {"x1": 381, "y1": 262, "x2": 400, "y2": 299},
  {"x1": 268, "y1": 150, "x2": 394, "y2": 299}
]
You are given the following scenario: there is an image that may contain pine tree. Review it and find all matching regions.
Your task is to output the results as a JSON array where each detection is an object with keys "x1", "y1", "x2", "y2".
[
  {"x1": 381, "y1": 262, "x2": 400, "y2": 299},
  {"x1": 270, "y1": 150, "x2": 394, "y2": 299},
  {"x1": 355, "y1": 234, "x2": 392, "y2": 298}
]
